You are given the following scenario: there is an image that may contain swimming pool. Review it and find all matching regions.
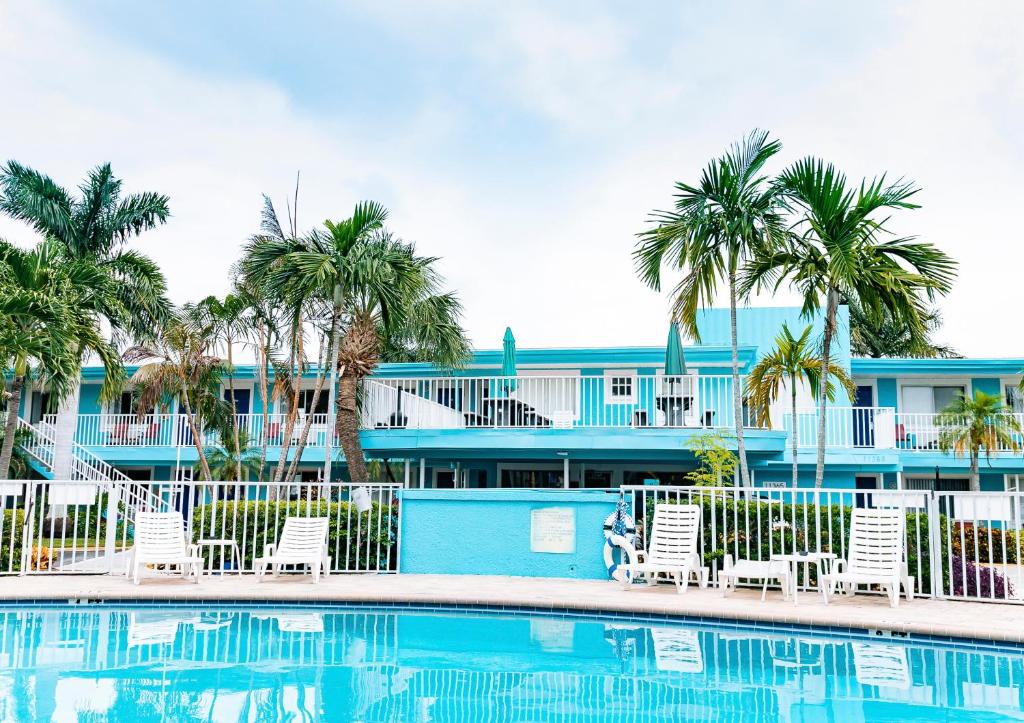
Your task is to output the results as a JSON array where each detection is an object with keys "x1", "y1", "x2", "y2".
[{"x1": 0, "y1": 605, "x2": 1021, "y2": 722}]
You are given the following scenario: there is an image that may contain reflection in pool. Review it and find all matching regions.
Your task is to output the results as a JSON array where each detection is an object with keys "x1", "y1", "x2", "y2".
[{"x1": 0, "y1": 606, "x2": 1022, "y2": 721}]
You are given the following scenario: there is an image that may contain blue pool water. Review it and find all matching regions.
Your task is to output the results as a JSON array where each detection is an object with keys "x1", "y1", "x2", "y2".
[{"x1": 1, "y1": 605, "x2": 1022, "y2": 722}]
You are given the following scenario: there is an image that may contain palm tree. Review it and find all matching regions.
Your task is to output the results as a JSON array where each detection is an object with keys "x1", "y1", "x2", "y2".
[
  {"x1": 634, "y1": 130, "x2": 784, "y2": 486},
  {"x1": 937, "y1": 391, "x2": 1022, "y2": 492},
  {"x1": 189, "y1": 292, "x2": 258, "y2": 482},
  {"x1": 746, "y1": 323, "x2": 856, "y2": 487},
  {"x1": 200, "y1": 429, "x2": 263, "y2": 482},
  {"x1": 0, "y1": 239, "x2": 122, "y2": 478},
  {"x1": 847, "y1": 296, "x2": 960, "y2": 358},
  {"x1": 124, "y1": 311, "x2": 230, "y2": 481},
  {"x1": 0, "y1": 161, "x2": 170, "y2": 479},
  {"x1": 744, "y1": 158, "x2": 957, "y2": 487}
]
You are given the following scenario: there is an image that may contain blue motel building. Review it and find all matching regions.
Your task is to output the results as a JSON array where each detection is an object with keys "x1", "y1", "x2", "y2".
[{"x1": 12, "y1": 306, "x2": 1024, "y2": 496}]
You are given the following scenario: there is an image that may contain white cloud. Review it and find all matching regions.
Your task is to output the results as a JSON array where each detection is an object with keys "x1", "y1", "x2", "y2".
[{"x1": 1, "y1": 1, "x2": 1023, "y2": 358}]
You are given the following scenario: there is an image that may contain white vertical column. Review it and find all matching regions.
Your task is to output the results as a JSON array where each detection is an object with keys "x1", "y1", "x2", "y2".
[
  {"x1": 404, "y1": 459, "x2": 411, "y2": 489},
  {"x1": 563, "y1": 456, "x2": 569, "y2": 489},
  {"x1": 419, "y1": 458, "x2": 426, "y2": 489}
]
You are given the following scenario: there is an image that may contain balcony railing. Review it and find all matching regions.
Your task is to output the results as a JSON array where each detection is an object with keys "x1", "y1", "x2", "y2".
[{"x1": 360, "y1": 374, "x2": 739, "y2": 430}]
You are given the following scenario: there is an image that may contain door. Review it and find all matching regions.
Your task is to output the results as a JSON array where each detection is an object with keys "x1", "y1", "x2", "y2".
[
  {"x1": 853, "y1": 385, "x2": 875, "y2": 447},
  {"x1": 225, "y1": 388, "x2": 251, "y2": 415},
  {"x1": 854, "y1": 475, "x2": 878, "y2": 508},
  {"x1": 30, "y1": 391, "x2": 52, "y2": 424}
]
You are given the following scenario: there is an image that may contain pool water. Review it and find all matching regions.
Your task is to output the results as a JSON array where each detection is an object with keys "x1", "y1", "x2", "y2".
[{"x1": 0, "y1": 606, "x2": 1022, "y2": 722}]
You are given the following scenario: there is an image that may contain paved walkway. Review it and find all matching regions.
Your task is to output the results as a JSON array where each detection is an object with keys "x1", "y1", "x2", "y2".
[{"x1": 2, "y1": 573, "x2": 1021, "y2": 644}]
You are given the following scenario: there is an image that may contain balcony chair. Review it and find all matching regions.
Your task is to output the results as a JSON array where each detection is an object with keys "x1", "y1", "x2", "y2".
[
  {"x1": 616, "y1": 504, "x2": 709, "y2": 593},
  {"x1": 128, "y1": 511, "x2": 203, "y2": 585},
  {"x1": 821, "y1": 508, "x2": 915, "y2": 608},
  {"x1": 255, "y1": 516, "x2": 332, "y2": 584}
]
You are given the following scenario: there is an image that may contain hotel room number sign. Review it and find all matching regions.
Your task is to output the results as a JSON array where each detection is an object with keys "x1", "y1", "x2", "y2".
[{"x1": 530, "y1": 507, "x2": 576, "y2": 554}]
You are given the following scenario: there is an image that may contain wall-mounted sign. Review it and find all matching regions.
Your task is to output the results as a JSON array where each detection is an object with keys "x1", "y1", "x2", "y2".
[{"x1": 530, "y1": 507, "x2": 576, "y2": 554}]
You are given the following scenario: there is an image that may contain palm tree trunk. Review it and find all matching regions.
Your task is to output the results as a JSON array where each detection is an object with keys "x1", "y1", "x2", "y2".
[
  {"x1": 0, "y1": 375, "x2": 25, "y2": 479},
  {"x1": 970, "y1": 451, "x2": 980, "y2": 492},
  {"x1": 273, "y1": 322, "x2": 304, "y2": 484},
  {"x1": 322, "y1": 296, "x2": 343, "y2": 484},
  {"x1": 815, "y1": 288, "x2": 840, "y2": 488},
  {"x1": 51, "y1": 380, "x2": 81, "y2": 481},
  {"x1": 728, "y1": 275, "x2": 750, "y2": 487},
  {"x1": 791, "y1": 382, "x2": 799, "y2": 489},
  {"x1": 177, "y1": 380, "x2": 212, "y2": 481},
  {"x1": 286, "y1": 327, "x2": 335, "y2": 482},
  {"x1": 256, "y1": 325, "x2": 271, "y2": 483},
  {"x1": 226, "y1": 335, "x2": 243, "y2": 483},
  {"x1": 337, "y1": 372, "x2": 368, "y2": 482}
]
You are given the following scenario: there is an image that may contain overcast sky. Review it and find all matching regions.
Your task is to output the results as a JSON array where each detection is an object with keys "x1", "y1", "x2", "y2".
[{"x1": 1, "y1": 2, "x2": 1022, "y2": 356}]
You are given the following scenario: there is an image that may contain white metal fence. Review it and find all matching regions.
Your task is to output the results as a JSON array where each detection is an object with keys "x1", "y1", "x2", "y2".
[
  {"x1": 0, "y1": 480, "x2": 402, "y2": 576},
  {"x1": 620, "y1": 485, "x2": 1024, "y2": 604}
]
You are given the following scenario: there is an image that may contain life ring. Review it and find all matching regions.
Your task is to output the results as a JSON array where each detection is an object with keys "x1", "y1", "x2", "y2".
[{"x1": 603, "y1": 508, "x2": 636, "y2": 582}]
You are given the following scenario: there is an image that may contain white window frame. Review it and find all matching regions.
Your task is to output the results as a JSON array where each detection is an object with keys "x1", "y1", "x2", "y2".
[
  {"x1": 897, "y1": 378, "x2": 972, "y2": 414},
  {"x1": 604, "y1": 370, "x2": 637, "y2": 404}
]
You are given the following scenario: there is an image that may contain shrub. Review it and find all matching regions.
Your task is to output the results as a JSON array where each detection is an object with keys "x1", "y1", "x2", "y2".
[
  {"x1": 189, "y1": 500, "x2": 398, "y2": 572},
  {"x1": 0, "y1": 509, "x2": 25, "y2": 572},
  {"x1": 948, "y1": 523, "x2": 1020, "y2": 565},
  {"x1": 950, "y1": 556, "x2": 1014, "y2": 599}
]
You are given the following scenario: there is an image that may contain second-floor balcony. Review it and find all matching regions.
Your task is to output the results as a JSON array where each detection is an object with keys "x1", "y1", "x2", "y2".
[{"x1": 48, "y1": 372, "x2": 1024, "y2": 456}]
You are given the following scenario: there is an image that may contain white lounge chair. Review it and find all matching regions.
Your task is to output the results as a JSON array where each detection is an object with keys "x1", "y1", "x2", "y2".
[
  {"x1": 821, "y1": 508, "x2": 915, "y2": 608},
  {"x1": 129, "y1": 511, "x2": 203, "y2": 585},
  {"x1": 852, "y1": 642, "x2": 911, "y2": 690},
  {"x1": 255, "y1": 517, "x2": 331, "y2": 583},
  {"x1": 719, "y1": 554, "x2": 792, "y2": 601},
  {"x1": 618, "y1": 504, "x2": 709, "y2": 593}
]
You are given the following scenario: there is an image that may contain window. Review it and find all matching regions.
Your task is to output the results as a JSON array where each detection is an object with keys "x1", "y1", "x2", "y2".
[
  {"x1": 901, "y1": 384, "x2": 966, "y2": 414},
  {"x1": 296, "y1": 389, "x2": 329, "y2": 415},
  {"x1": 1005, "y1": 385, "x2": 1024, "y2": 413},
  {"x1": 604, "y1": 371, "x2": 637, "y2": 404}
]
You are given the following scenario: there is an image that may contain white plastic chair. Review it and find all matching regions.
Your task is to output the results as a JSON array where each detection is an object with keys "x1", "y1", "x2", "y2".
[
  {"x1": 129, "y1": 511, "x2": 203, "y2": 585},
  {"x1": 255, "y1": 517, "x2": 331, "y2": 583},
  {"x1": 821, "y1": 508, "x2": 915, "y2": 608},
  {"x1": 618, "y1": 504, "x2": 709, "y2": 593},
  {"x1": 550, "y1": 410, "x2": 575, "y2": 429},
  {"x1": 719, "y1": 555, "x2": 792, "y2": 601}
]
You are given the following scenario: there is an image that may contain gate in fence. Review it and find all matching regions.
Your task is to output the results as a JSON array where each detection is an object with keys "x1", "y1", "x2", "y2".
[{"x1": 0, "y1": 480, "x2": 402, "y2": 576}]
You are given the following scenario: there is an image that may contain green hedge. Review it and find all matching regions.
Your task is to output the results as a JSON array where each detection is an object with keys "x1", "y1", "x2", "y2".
[
  {"x1": 0, "y1": 510, "x2": 24, "y2": 572},
  {"x1": 188, "y1": 500, "x2": 398, "y2": 572}
]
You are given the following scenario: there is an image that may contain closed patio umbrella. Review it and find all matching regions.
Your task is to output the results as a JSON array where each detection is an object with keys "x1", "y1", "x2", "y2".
[
  {"x1": 502, "y1": 326, "x2": 517, "y2": 392},
  {"x1": 665, "y1": 322, "x2": 687, "y2": 376}
]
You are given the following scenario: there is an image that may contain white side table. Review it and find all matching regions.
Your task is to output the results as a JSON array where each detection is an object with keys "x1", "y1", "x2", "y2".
[
  {"x1": 196, "y1": 539, "x2": 243, "y2": 575},
  {"x1": 770, "y1": 552, "x2": 837, "y2": 604}
]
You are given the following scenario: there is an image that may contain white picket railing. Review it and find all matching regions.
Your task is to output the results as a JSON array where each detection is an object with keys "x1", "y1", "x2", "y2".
[
  {"x1": 785, "y1": 406, "x2": 897, "y2": 449},
  {"x1": 895, "y1": 412, "x2": 1024, "y2": 452},
  {"x1": 0, "y1": 479, "x2": 401, "y2": 576},
  {"x1": 362, "y1": 374, "x2": 736, "y2": 430}
]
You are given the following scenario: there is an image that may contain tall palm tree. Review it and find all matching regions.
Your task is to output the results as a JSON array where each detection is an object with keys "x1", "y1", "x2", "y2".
[
  {"x1": 0, "y1": 239, "x2": 122, "y2": 478},
  {"x1": 937, "y1": 391, "x2": 1022, "y2": 492},
  {"x1": 634, "y1": 130, "x2": 784, "y2": 486},
  {"x1": 328, "y1": 232, "x2": 469, "y2": 483},
  {"x1": 0, "y1": 161, "x2": 170, "y2": 479},
  {"x1": 189, "y1": 292, "x2": 257, "y2": 482},
  {"x1": 124, "y1": 311, "x2": 230, "y2": 481},
  {"x1": 746, "y1": 323, "x2": 855, "y2": 487},
  {"x1": 744, "y1": 158, "x2": 957, "y2": 487}
]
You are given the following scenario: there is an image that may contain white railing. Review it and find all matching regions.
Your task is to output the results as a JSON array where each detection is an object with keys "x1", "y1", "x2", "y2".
[
  {"x1": 785, "y1": 406, "x2": 897, "y2": 449},
  {"x1": 0, "y1": 479, "x2": 402, "y2": 576},
  {"x1": 361, "y1": 374, "x2": 736, "y2": 430},
  {"x1": 619, "y1": 485, "x2": 1024, "y2": 604},
  {"x1": 895, "y1": 412, "x2": 1024, "y2": 452}
]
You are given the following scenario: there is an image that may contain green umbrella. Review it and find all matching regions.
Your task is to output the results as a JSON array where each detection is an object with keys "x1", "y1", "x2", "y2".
[
  {"x1": 502, "y1": 326, "x2": 517, "y2": 392},
  {"x1": 665, "y1": 322, "x2": 686, "y2": 376}
]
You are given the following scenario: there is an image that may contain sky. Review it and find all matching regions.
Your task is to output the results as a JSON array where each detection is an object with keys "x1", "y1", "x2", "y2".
[{"x1": 1, "y1": 1, "x2": 1022, "y2": 356}]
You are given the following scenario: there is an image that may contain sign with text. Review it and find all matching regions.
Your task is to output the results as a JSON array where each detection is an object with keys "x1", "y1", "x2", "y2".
[{"x1": 530, "y1": 507, "x2": 576, "y2": 554}]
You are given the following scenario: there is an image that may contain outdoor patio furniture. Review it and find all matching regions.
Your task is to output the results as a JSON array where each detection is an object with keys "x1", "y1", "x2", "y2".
[
  {"x1": 650, "y1": 627, "x2": 704, "y2": 673},
  {"x1": 719, "y1": 554, "x2": 792, "y2": 601},
  {"x1": 617, "y1": 503, "x2": 709, "y2": 593},
  {"x1": 255, "y1": 517, "x2": 331, "y2": 583},
  {"x1": 128, "y1": 511, "x2": 203, "y2": 585},
  {"x1": 821, "y1": 508, "x2": 915, "y2": 608}
]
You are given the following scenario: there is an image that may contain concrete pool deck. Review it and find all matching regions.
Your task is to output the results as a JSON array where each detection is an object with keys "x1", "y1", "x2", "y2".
[{"x1": 1, "y1": 573, "x2": 1022, "y2": 644}]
